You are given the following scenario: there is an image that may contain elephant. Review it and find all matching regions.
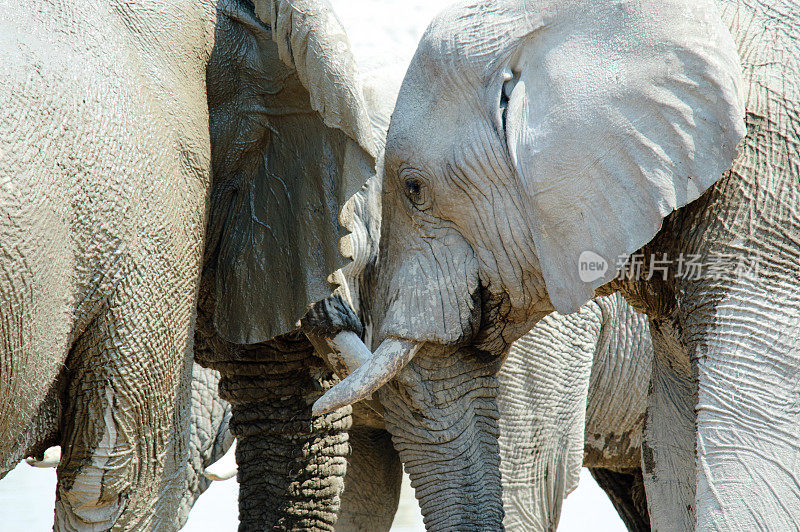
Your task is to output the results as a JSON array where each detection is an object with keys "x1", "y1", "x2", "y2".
[
  {"x1": 313, "y1": 0, "x2": 800, "y2": 529},
  {"x1": 0, "y1": 0, "x2": 376, "y2": 528},
  {"x1": 320, "y1": 63, "x2": 656, "y2": 531},
  {"x1": 192, "y1": 1, "x2": 386, "y2": 529},
  {"x1": 20, "y1": 362, "x2": 233, "y2": 529}
]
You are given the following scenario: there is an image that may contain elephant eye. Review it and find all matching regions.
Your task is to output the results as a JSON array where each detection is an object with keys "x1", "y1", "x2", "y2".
[
  {"x1": 401, "y1": 172, "x2": 431, "y2": 210},
  {"x1": 405, "y1": 178, "x2": 422, "y2": 197}
]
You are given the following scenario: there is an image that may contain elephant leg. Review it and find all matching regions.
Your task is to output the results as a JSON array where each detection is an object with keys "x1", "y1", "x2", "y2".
[
  {"x1": 54, "y1": 300, "x2": 194, "y2": 531},
  {"x1": 641, "y1": 319, "x2": 696, "y2": 532},
  {"x1": 683, "y1": 282, "x2": 800, "y2": 530},
  {"x1": 590, "y1": 468, "x2": 650, "y2": 532},
  {"x1": 338, "y1": 426, "x2": 402, "y2": 531},
  {"x1": 215, "y1": 335, "x2": 352, "y2": 531},
  {"x1": 178, "y1": 363, "x2": 234, "y2": 527},
  {"x1": 0, "y1": 194, "x2": 71, "y2": 472}
]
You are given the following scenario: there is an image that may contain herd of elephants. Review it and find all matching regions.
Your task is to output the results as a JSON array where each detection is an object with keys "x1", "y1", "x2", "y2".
[{"x1": 1, "y1": 0, "x2": 799, "y2": 530}]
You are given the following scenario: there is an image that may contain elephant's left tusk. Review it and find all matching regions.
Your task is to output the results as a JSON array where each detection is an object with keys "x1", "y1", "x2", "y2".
[
  {"x1": 26, "y1": 446, "x2": 61, "y2": 468},
  {"x1": 204, "y1": 440, "x2": 238, "y2": 481},
  {"x1": 312, "y1": 337, "x2": 421, "y2": 416}
]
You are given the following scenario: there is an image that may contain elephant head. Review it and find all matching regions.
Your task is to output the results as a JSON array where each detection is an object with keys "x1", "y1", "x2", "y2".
[{"x1": 313, "y1": 0, "x2": 746, "y2": 528}]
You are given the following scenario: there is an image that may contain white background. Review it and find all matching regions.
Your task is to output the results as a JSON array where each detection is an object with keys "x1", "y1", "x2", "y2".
[{"x1": 0, "y1": 1, "x2": 624, "y2": 530}]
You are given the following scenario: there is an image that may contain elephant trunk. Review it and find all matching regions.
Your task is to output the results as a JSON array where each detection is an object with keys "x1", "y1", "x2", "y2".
[
  {"x1": 378, "y1": 347, "x2": 504, "y2": 530},
  {"x1": 214, "y1": 335, "x2": 352, "y2": 531}
]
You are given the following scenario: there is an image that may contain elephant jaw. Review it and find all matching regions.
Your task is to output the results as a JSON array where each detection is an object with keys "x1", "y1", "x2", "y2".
[{"x1": 312, "y1": 337, "x2": 421, "y2": 415}]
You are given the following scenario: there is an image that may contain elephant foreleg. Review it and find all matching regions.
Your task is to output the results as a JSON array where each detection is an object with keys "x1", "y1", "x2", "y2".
[
  {"x1": 54, "y1": 298, "x2": 194, "y2": 531},
  {"x1": 641, "y1": 319, "x2": 696, "y2": 532},
  {"x1": 686, "y1": 283, "x2": 800, "y2": 530}
]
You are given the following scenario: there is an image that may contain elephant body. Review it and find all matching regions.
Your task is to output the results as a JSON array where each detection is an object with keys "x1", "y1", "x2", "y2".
[
  {"x1": 179, "y1": 363, "x2": 234, "y2": 527},
  {"x1": 0, "y1": 0, "x2": 215, "y2": 526}
]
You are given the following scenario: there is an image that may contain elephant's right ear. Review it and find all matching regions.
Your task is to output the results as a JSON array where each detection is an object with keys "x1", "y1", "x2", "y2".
[
  {"x1": 500, "y1": 0, "x2": 746, "y2": 314},
  {"x1": 208, "y1": 0, "x2": 376, "y2": 344}
]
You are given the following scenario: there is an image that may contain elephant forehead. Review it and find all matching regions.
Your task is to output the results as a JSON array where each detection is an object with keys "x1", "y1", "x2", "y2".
[{"x1": 387, "y1": 88, "x2": 485, "y2": 170}]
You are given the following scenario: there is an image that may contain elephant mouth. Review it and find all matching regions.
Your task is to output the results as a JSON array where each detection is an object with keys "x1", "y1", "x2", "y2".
[{"x1": 310, "y1": 280, "x2": 523, "y2": 415}]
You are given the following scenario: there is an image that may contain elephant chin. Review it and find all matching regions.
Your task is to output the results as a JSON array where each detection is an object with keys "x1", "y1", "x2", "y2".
[{"x1": 377, "y1": 346, "x2": 504, "y2": 530}]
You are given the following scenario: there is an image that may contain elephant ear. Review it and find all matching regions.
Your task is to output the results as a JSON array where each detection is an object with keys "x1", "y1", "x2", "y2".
[
  {"x1": 209, "y1": 0, "x2": 376, "y2": 344},
  {"x1": 502, "y1": 0, "x2": 746, "y2": 314}
]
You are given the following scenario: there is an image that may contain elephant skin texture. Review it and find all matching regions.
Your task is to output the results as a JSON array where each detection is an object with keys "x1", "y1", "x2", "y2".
[
  {"x1": 17, "y1": 363, "x2": 233, "y2": 530},
  {"x1": 318, "y1": 0, "x2": 800, "y2": 530},
  {"x1": 499, "y1": 292, "x2": 652, "y2": 531},
  {"x1": 0, "y1": 0, "x2": 216, "y2": 527}
]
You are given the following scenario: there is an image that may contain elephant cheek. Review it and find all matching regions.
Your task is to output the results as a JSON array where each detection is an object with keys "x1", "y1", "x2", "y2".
[{"x1": 377, "y1": 348, "x2": 504, "y2": 529}]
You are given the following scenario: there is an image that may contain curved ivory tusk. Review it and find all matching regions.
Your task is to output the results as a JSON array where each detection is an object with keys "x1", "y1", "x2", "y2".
[
  {"x1": 322, "y1": 330, "x2": 373, "y2": 375},
  {"x1": 312, "y1": 337, "x2": 421, "y2": 416},
  {"x1": 204, "y1": 440, "x2": 238, "y2": 481},
  {"x1": 26, "y1": 446, "x2": 61, "y2": 468},
  {"x1": 306, "y1": 330, "x2": 373, "y2": 378}
]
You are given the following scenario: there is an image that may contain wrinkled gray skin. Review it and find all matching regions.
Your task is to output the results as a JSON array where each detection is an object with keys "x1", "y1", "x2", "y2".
[
  {"x1": 329, "y1": 66, "x2": 407, "y2": 532},
  {"x1": 328, "y1": 0, "x2": 800, "y2": 530},
  {"x1": 10, "y1": 363, "x2": 231, "y2": 529},
  {"x1": 179, "y1": 364, "x2": 233, "y2": 527},
  {"x1": 0, "y1": 0, "x2": 373, "y2": 529},
  {"x1": 499, "y1": 292, "x2": 652, "y2": 532},
  {"x1": 0, "y1": 1, "x2": 216, "y2": 527},
  {"x1": 336, "y1": 289, "x2": 654, "y2": 532}
]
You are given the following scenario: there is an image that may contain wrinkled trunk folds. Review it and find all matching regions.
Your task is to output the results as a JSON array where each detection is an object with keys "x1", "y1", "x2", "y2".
[
  {"x1": 211, "y1": 335, "x2": 352, "y2": 531},
  {"x1": 378, "y1": 348, "x2": 504, "y2": 530}
]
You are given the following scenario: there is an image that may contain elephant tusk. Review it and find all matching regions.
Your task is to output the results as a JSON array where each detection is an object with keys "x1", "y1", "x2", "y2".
[
  {"x1": 26, "y1": 446, "x2": 61, "y2": 468},
  {"x1": 203, "y1": 440, "x2": 238, "y2": 481},
  {"x1": 306, "y1": 330, "x2": 373, "y2": 377},
  {"x1": 312, "y1": 337, "x2": 421, "y2": 416}
]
